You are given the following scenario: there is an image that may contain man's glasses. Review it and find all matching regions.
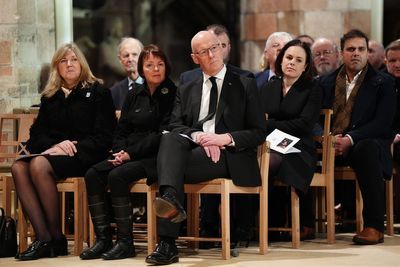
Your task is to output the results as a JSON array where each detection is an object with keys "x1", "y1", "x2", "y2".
[
  {"x1": 313, "y1": 50, "x2": 334, "y2": 58},
  {"x1": 194, "y1": 43, "x2": 220, "y2": 57}
]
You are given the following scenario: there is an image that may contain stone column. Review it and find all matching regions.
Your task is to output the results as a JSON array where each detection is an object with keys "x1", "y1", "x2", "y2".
[{"x1": 0, "y1": 0, "x2": 55, "y2": 113}]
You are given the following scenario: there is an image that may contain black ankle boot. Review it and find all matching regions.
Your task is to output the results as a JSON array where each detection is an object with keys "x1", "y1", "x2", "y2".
[
  {"x1": 80, "y1": 195, "x2": 113, "y2": 260},
  {"x1": 101, "y1": 196, "x2": 135, "y2": 260}
]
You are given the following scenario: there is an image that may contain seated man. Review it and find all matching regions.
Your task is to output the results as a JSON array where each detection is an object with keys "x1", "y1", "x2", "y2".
[
  {"x1": 145, "y1": 30, "x2": 266, "y2": 265},
  {"x1": 319, "y1": 29, "x2": 396, "y2": 245}
]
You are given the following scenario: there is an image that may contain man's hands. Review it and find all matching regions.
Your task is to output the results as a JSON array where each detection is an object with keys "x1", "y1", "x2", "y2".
[
  {"x1": 108, "y1": 150, "x2": 131, "y2": 166},
  {"x1": 334, "y1": 134, "x2": 352, "y2": 156},
  {"x1": 195, "y1": 133, "x2": 232, "y2": 163},
  {"x1": 42, "y1": 140, "x2": 77, "y2": 156}
]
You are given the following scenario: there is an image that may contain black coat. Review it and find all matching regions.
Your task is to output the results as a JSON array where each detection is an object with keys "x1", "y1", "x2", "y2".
[
  {"x1": 261, "y1": 77, "x2": 322, "y2": 193},
  {"x1": 169, "y1": 70, "x2": 266, "y2": 187},
  {"x1": 96, "y1": 78, "x2": 177, "y2": 184},
  {"x1": 319, "y1": 64, "x2": 396, "y2": 179},
  {"x1": 27, "y1": 82, "x2": 117, "y2": 168}
]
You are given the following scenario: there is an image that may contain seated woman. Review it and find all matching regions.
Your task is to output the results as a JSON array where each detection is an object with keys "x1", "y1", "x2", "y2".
[
  {"x1": 260, "y1": 39, "x2": 322, "y2": 237},
  {"x1": 11, "y1": 43, "x2": 116, "y2": 261},
  {"x1": 80, "y1": 44, "x2": 177, "y2": 260}
]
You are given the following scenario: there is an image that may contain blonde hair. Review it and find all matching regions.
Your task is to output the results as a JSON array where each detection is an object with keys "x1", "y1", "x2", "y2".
[{"x1": 42, "y1": 43, "x2": 102, "y2": 98}]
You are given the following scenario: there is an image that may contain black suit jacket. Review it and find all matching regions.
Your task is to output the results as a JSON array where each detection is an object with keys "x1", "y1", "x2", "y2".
[
  {"x1": 110, "y1": 77, "x2": 129, "y2": 110},
  {"x1": 179, "y1": 64, "x2": 254, "y2": 86},
  {"x1": 319, "y1": 64, "x2": 396, "y2": 178},
  {"x1": 27, "y1": 82, "x2": 117, "y2": 168},
  {"x1": 261, "y1": 78, "x2": 322, "y2": 192},
  {"x1": 169, "y1": 69, "x2": 266, "y2": 187}
]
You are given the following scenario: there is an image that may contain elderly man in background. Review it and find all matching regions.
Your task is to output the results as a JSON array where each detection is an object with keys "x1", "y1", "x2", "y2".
[
  {"x1": 110, "y1": 37, "x2": 144, "y2": 110},
  {"x1": 312, "y1": 38, "x2": 340, "y2": 77},
  {"x1": 255, "y1": 31, "x2": 292, "y2": 89},
  {"x1": 368, "y1": 40, "x2": 386, "y2": 71}
]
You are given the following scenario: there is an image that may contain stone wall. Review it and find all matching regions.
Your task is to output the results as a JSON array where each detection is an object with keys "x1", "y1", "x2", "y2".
[
  {"x1": 0, "y1": 0, "x2": 55, "y2": 113},
  {"x1": 240, "y1": 0, "x2": 373, "y2": 72}
]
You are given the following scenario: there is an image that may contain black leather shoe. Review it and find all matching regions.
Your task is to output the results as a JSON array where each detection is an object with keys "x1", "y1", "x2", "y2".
[
  {"x1": 101, "y1": 241, "x2": 136, "y2": 260},
  {"x1": 53, "y1": 235, "x2": 68, "y2": 256},
  {"x1": 153, "y1": 192, "x2": 187, "y2": 223},
  {"x1": 18, "y1": 240, "x2": 56, "y2": 261},
  {"x1": 80, "y1": 239, "x2": 113, "y2": 260},
  {"x1": 145, "y1": 240, "x2": 179, "y2": 265}
]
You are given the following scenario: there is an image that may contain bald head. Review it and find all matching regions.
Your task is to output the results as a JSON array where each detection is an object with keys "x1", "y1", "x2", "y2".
[
  {"x1": 118, "y1": 37, "x2": 143, "y2": 79},
  {"x1": 191, "y1": 31, "x2": 224, "y2": 76},
  {"x1": 368, "y1": 40, "x2": 385, "y2": 69},
  {"x1": 311, "y1": 38, "x2": 340, "y2": 76}
]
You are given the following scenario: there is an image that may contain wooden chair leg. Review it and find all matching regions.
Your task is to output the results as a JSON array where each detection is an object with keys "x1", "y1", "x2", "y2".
[
  {"x1": 259, "y1": 178, "x2": 268, "y2": 254},
  {"x1": 386, "y1": 179, "x2": 394, "y2": 236},
  {"x1": 186, "y1": 193, "x2": 199, "y2": 249},
  {"x1": 355, "y1": 181, "x2": 363, "y2": 233},
  {"x1": 73, "y1": 180, "x2": 84, "y2": 255},
  {"x1": 220, "y1": 180, "x2": 230, "y2": 260},
  {"x1": 147, "y1": 185, "x2": 157, "y2": 254},
  {"x1": 291, "y1": 187, "x2": 300, "y2": 248},
  {"x1": 326, "y1": 180, "x2": 335, "y2": 243}
]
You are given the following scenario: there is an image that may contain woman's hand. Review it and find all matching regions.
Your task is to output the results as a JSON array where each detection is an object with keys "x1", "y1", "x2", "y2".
[
  {"x1": 108, "y1": 150, "x2": 131, "y2": 166},
  {"x1": 54, "y1": 140, "x2": 78, "y2": 156},
  {"x1": 42, "y1": 146, "x2": 68, "y2": 156}
]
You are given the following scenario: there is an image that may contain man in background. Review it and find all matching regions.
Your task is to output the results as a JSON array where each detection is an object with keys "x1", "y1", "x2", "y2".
[
  {"x1": 110, "y1": 37, "x2": 144, "y2": 110},
  {"x1": 312, "y1": 38, "x2": 340, "y2": 77}
]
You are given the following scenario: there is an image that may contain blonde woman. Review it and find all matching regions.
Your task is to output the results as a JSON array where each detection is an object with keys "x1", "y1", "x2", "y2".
[{"x1": 11, "y1": 43, "x2": 116, "y2": 261}]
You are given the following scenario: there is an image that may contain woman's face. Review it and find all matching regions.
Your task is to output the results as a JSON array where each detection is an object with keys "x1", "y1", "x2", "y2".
[
  {"x1": 58, "y1": 49, "x2": 81, "y2": 88},
  {"x1": 281, "y1": 45, "x2": 307, "y2": 79},
  {"x1": 143, "y1": 54, "x2": 166, "y2": 88}
]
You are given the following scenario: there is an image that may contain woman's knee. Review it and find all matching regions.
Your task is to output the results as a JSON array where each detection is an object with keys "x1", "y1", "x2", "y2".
[{"x1": 11, "y1": 160, "x2": 29, "y2": 179}]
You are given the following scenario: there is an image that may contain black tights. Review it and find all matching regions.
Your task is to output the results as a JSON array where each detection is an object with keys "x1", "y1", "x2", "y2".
[{"x1": 11, "y1": 156, "x2": 61, "y2": 241}]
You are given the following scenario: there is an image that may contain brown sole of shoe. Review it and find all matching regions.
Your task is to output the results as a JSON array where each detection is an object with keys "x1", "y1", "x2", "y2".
[{"x1": 352, "y1": 237, "x2": 384, "y2": 245}]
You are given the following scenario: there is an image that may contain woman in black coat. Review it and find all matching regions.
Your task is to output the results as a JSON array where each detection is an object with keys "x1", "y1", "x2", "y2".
[
  {"x1": 260, "y1": 39, "x2": 321, "y2": 238},
  {"x1": 80, "y1": 44, "x2": 177, "y2": 260},
  {"x1": 11, "y1": 43, "x2": 116, "y2": 261}
]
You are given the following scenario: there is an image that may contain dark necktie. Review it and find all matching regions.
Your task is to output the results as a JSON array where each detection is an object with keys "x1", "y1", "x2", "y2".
[{"x1": 195, "y1": 76, "x2": 218, "y2": 129}]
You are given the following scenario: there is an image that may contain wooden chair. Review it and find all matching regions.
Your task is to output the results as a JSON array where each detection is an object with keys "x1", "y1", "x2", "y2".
[
  {"x1": 149, "y1": 141, "x2": 269, "y2": 260},
  {"x1": 268, "y1": 109, "x2": 336, "y2": 248},
  {"x1": 0, "y1": 114, "x2": 37, "y2": 218},
  {"x1": 334, "y1": 167, "x2": 394, "y2": 236}
]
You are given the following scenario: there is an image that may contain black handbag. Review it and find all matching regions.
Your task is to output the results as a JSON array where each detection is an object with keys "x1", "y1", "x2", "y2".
[{"x1": 0, "y1": 207, "x2": 17, "y2": 257}]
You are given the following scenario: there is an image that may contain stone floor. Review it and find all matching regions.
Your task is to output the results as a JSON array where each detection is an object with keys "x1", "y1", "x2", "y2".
[{"x1": 1, "y1": 232, "x2": 399, "y2": 267}]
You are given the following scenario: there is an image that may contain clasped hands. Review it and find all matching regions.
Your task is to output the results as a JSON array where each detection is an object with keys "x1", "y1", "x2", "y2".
[
  {"x1": 195, "y1": 132, "x2": 232, "y2": 163},
  {"x1": 42, "y1": 140, "x2": 78, "y2": 156},
  {"x1": 333, "y1": 134, "x2": 352, "y2": 156},
  {"x1": 108, "y1": 150, "x2": 131, "y2": 166}
]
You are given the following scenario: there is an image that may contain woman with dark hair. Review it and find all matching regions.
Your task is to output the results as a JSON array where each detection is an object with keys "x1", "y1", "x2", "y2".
[
  {"x1": 80, "y1": 44, "x2": 177, "y2": 260},
  {"x1": 260, "y1": 39, "x2": 321, "y2": 238},
  {"x1": 11, "y1": 43, "x2": 116, "y2": 261}
]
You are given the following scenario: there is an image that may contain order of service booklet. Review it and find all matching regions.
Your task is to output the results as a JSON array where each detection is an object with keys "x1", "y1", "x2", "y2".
[{"x1": 266, "y1": 129, "x2": 301, "y2": 154}]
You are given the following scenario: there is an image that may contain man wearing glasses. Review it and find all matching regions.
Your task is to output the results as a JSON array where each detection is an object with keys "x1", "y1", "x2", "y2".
[
  {"x1": 311, "y1": 37, "x2": 340, "y2": 77},
  {"x1": 179, "y1": 24, "x2": 253, "y2": 85},
  {"x1": 145, "y1": 30, "x2": 266, "y2": 265}
]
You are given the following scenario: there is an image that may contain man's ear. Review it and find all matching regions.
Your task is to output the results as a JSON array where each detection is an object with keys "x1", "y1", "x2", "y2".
[{"x1": 191, "y1": 53, "x2": 199, "y2": 65}]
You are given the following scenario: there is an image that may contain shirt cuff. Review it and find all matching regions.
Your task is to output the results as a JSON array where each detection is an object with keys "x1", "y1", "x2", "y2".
[
  {"x1": 226, "y1": 133, "x2": 235, "y2": 147},
  {"x1": 191, "y1": 131, "x2": 202, "y2": 143},
  {"x1": 345, "y1": 134, "x2": 354, "y2": 146}
]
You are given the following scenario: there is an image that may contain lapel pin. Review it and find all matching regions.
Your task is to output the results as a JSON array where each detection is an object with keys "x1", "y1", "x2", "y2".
[
  {"x1": 86, "y1": 92, "x2": 91, "y2": 97},
  {"x1": 161, "y1": 87, "x2": 169, "y2": 94}
]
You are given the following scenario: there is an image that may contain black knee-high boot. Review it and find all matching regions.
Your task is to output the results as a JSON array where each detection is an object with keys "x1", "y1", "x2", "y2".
[
  {"x1": 80, "y1": 195, "x2": 113, "y2": 260},
  {"x1": 102, "y1": 196, "x2": 136, "y2": 260}
]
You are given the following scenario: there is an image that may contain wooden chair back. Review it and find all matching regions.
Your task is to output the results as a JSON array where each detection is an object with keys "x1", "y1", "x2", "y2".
[{"x1": 268, "y1": 109, "x2": 335, "y2": 248}]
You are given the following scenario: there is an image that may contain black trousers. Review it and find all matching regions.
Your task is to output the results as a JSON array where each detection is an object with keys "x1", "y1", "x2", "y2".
[
  {"x1": 339, "y1": 139, "x2": 385, "y2": 232},
  {"x1": 157, "y1": 132, "x2": 230, "y2": 238},
  {"x1": 85, "y1": 160, "x2": 147, "y2": 197}
]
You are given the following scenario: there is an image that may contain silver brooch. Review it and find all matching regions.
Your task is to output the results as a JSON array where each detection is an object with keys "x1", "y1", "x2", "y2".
[{"x1": 161, "y1": 87, "x2": 169, "y2": 94}]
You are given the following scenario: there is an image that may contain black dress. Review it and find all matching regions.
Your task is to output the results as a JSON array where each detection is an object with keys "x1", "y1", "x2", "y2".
[{"x1": 26, "y1": 82, "x2": 116, "y2": 179}]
